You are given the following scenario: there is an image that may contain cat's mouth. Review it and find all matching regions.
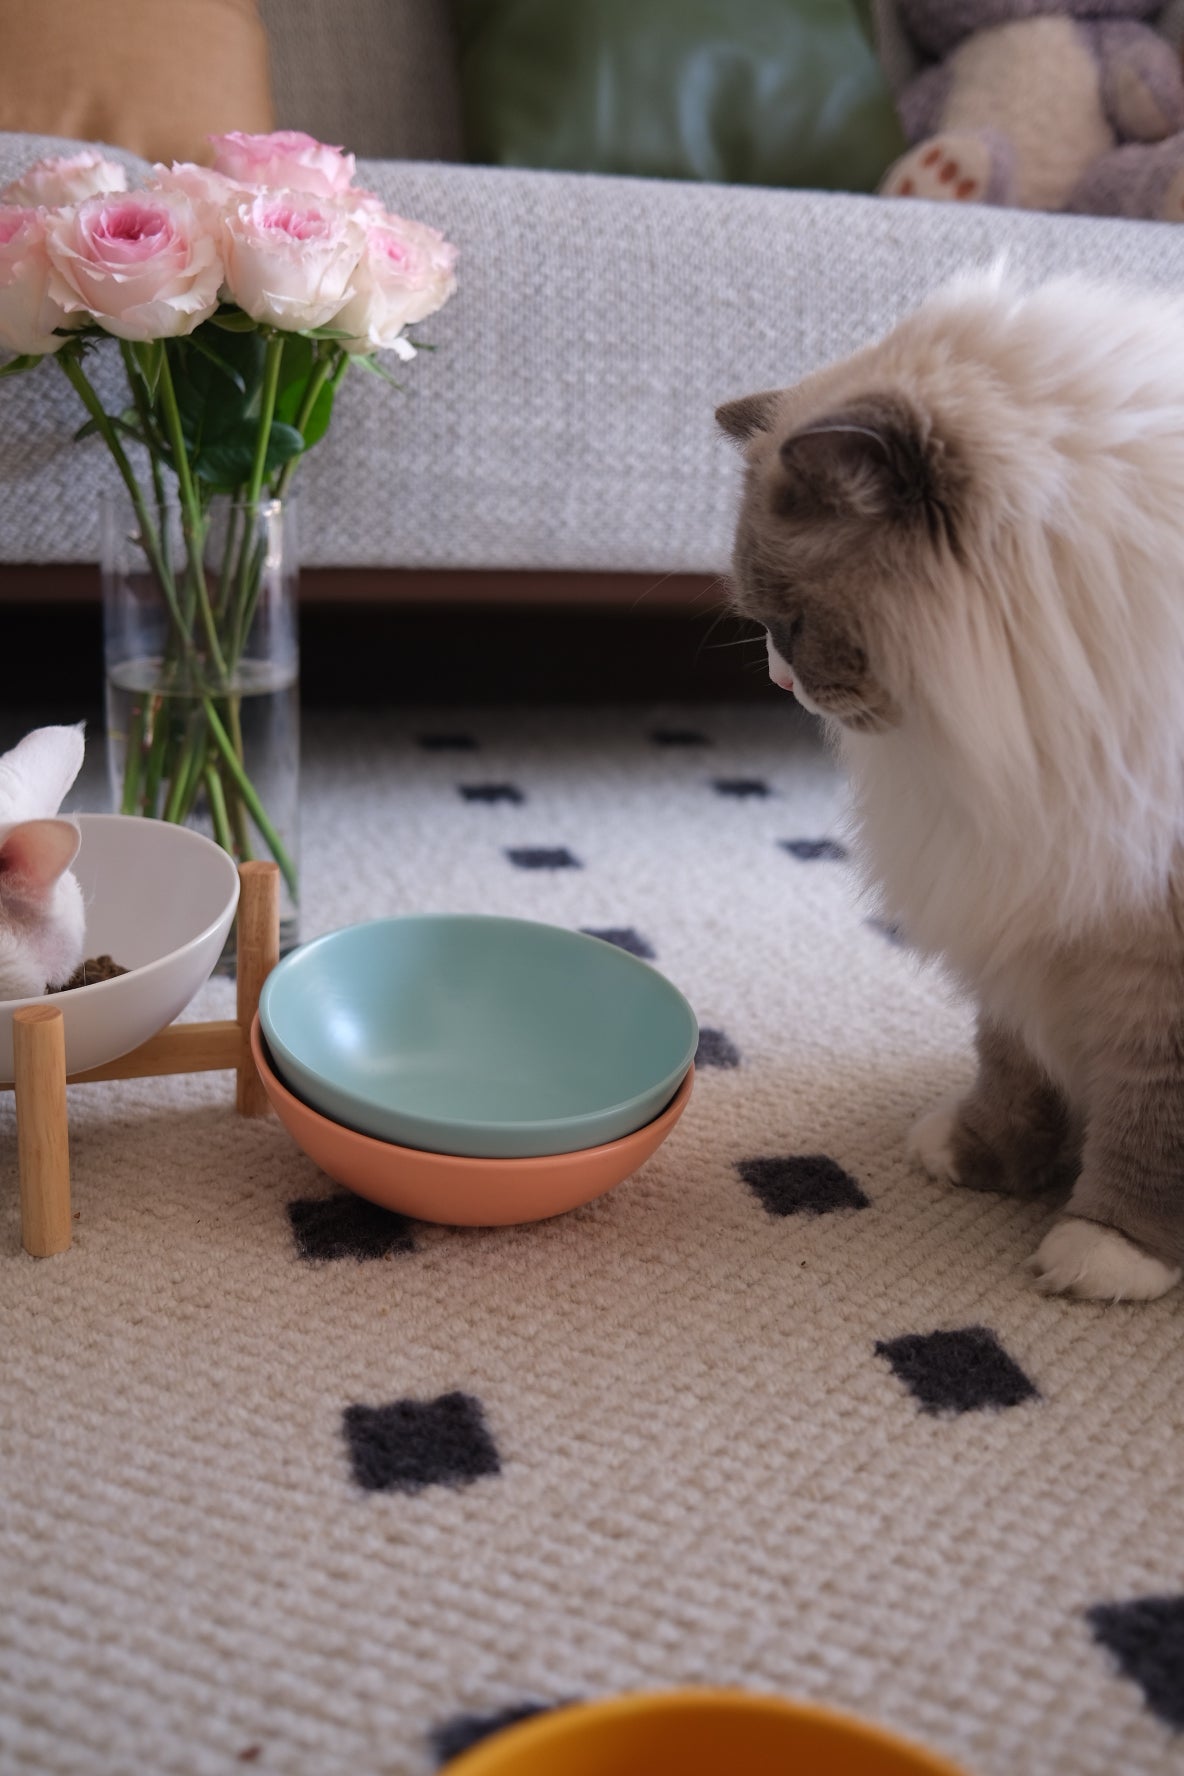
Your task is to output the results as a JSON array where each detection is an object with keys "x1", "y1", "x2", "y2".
[{"x1": 766, "y1": 634, "x2": 794, "y2": 692}]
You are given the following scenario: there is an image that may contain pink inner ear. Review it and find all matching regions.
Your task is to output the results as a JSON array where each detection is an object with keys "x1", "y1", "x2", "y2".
[{"x1": 0, "y1": 818, "x2": 81, "y2": 898}]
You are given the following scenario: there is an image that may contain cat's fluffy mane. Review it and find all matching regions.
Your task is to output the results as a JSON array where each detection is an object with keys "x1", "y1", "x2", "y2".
[{"x1": 830, "y1": 268, "x2": 1184, "y2": 983}]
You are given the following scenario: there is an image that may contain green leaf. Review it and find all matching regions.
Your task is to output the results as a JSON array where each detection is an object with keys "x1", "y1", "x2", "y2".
[
  {"x1": 132, "y1": 338, "x2": 164, "y2": 400},
  {"x1": 193, "y1": 419, "x2": 305, "y2": 491},
  {"x1": 167, "y1": 326, "x2": 268, "y2": 468},
  {"x1": 72, "y1": 413, "x2": 143, "y2": 445},
  {"x1": 300, "y1": 325, "x2": 355, "y2": 341},
  {"x1": 207, "y1": 308, "x2": 259, "y2": 333},
  {"x1": 352, "y1": 354, "x2": 403, "y2": 389},
  {"x1": 0, "y1": 353, "x2": 42, "y2": 380},
  {"x1": 284, "y1": 375, "x2": 336, "y2": 449},
  {"x1": 276, "y1": 333, "x2": 315, "y2": 400},
  {"x1": 185, "y1": 330, "x2": 248, "y2": 394},
  {"x1": 274, "y1": 338, "x2": 338, "y2": 451}
]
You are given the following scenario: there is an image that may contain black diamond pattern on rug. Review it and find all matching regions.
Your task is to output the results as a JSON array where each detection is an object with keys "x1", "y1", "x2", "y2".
[
  {"x1": 781, "y1": 838, "x2": 848, "y2": 862},
  {"x1": 696, "y1": 1028, "x2": 741, "y2": 1069},
  {"x1": 651, "y1": 728, "x2": 710, "y2": 746},
  {"x1": 460, "y1": 783, "x2": 525, "y2": 804},
  {"x1": 343, "y1": 1392, "x2": 501, "y2": 1494},
  {"x1": 506, "y1": 847, "x2": 582, "y2": 870},
  {"x1": 875, "y1": 1327, "x2": 1039, "y2": 1415},
  {"x1": 713, "y1": 778, "x2": 771, "y2": 798},
  {"x1": 738, "y1": 1154, "x2": 869, "y2": 1216},
  {"x1": 288, "y1": 1194, "x2": 416, "y2": 1263},
  {"x1": 580, "y1": 926, "x2": 656, "y2": 959},
  {"x1": 417, "y1": 733, "x2": 479, "y2": 751},
  {"x1": 431, "y1": 1703, "x2": 566, "y2": 1767},
  {"x1": 1087, "y1": 1596, "x2": 1184, "y2": 1729}
]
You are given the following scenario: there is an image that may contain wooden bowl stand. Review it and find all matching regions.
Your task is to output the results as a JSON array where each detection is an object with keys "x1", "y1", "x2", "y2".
[{"x1": 1, "y1": 860, "x2": 280, "y2": 1259}]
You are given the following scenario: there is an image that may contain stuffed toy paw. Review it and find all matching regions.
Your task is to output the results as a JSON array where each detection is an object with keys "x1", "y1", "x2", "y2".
[
  {"x1": 880, "y1": 0, "x2": 1184, "y2": 216},
  {"x1": 1066, "y1": 129, "x2": 1184, "y2": 218}
]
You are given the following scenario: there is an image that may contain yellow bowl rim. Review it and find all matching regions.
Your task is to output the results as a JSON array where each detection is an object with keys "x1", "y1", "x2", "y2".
[{"x1": 444, "y1": 1688, "x2": 971, "y2": 1776}]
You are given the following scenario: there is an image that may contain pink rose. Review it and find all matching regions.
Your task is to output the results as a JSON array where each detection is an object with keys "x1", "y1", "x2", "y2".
[
  {"x1": 149, "y1": 161, "x2": 250, "y2": 232},
  {"x1": 334, "y1": 212, "x2": 457, "y2": 355},
  {"x1": 2, "y1": 151, "x2": 128, "y2": 209},
  {"x1": 209, "y1": 130, "x2": 356, "y2": 198},
  {"x1": 0, "y1": 208, "x2": 70, "y2": 355},
  {"x1": 221, "y1": 192, "x2": 363, "y2": 331},
  {"x1": 45, "y1": 191, "x2": 222, "y2": 342}
]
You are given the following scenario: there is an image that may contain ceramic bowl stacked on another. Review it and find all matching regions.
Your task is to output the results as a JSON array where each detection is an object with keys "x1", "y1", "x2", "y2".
[{"x1": 254, "y1": 914, "x2": 698, "y2": 1225}]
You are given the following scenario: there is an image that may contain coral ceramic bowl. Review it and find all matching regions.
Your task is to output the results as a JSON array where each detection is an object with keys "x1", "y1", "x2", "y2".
[
  {"x1": 445, "y1": 1690, "x2": 970, "y2": 1776},
  {"x1": 0, "y1": 814, "x2": 240, "y2": 1085},
  {"x1": 251, "y1": 1015, "x2": 693, "y2": 1225},
  {"x1": 258, "y1": 914, "x2": 698, "y2": 1158}
]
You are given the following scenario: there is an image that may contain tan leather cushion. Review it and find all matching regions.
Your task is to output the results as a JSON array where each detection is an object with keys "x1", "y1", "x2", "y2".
[{"x1": 0, "y1": 0, "x2": 274, "y2": 167}]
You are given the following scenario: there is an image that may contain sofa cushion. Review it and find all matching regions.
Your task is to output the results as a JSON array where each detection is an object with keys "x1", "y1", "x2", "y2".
[
  {"x1": 257, "y1": 0, "x2": 465, "y2": 161},
  {"x1": 0, "y1": 0, "x2": 273, "y2": 166},
  {"x1": 455, "y1": 0, "x2": 905, "y2": 191}
]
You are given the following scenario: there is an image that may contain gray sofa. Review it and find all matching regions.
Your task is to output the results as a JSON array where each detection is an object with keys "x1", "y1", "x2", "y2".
[{"x1": 3, "y1": 1, "x2": 1184, "y2": 584}]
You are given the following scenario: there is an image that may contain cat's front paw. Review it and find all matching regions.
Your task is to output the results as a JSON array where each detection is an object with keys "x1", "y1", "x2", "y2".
[
  {"x1": 907, "y1": 1100, "x2": 961, "y2": 1184},
  {"x1": 1029, "y1": 1217, "x2": 1181, "y2": 1302}
]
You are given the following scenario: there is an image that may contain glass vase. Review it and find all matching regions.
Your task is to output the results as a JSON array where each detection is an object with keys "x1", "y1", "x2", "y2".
[{"x1": 101, "y1": 491, "x2": 300, "y2": 959}]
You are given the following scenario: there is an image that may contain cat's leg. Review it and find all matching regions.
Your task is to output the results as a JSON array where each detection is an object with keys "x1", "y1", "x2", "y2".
[
  {"x1": 880, "y1": 129, "x2": 1017, "y2": 207},
  {"x1": 910, "y1": 1015, "x2": 1075, "y2": 1198},
  {"x1": 1030, "y1": 1066, "x2": 1184, "y2": 1302}
]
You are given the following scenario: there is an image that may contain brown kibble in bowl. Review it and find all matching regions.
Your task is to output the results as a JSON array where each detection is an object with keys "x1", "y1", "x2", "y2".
[{"x1": 49, "y1": 955, "x2": 131, "y2": 993}]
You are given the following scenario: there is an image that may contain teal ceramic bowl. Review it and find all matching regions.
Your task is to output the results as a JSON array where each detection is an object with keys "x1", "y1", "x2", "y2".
[{"x1": 258, "y1": 914, "x2": 699, "y2": 1159}]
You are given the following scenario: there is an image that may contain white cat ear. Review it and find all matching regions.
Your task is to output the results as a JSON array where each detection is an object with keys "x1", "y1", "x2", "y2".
[
  {"x1": 0, "y1": 817, "x2": 82, "y2": 901},
  {"x1": 0, "y1": 724, "x2": 85, "y2": 821}
]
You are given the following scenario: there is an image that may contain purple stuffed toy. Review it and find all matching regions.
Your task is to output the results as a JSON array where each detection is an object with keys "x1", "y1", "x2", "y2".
[{"x1": 880, "y1": 0, "x2": 1184, "y2": 220}]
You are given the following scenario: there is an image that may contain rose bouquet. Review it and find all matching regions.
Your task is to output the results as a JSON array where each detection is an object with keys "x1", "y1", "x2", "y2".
[{"x1": 0, "y1": 133, "x2": 457, "y2": 913}]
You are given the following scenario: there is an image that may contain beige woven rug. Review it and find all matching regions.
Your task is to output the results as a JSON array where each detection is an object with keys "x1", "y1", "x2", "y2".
[{"x1": 3, "y1": 704, "x2": 1182, "y2": 1776}]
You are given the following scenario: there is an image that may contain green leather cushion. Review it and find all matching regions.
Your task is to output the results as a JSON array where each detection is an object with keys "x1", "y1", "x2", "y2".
[{"x1": 455, "y1": 0, "x2": 904, "y2": 192}]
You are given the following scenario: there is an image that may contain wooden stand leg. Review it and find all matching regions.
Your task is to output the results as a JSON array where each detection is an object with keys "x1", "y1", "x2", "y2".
[
  {"x1": 236, "y1": 860, "x2": 280, "y2": 1117},
  {"x1": 5, "y1": 858, "x2": 281, "y2": 1253},
  {"x1": 13, "y1": 1006, "x2": 72, "y2": 1258}
]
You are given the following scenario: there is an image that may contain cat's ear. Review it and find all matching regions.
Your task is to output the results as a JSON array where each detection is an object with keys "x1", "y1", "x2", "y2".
[
  {"x1": 0, "y1": 724, "x2": 85, "y2": 821},
  {"x1": 779, "y1": 394, "x2": 951, "y2": 530},
  {"x1": 0, "y1": 818, "x2": 81, "y2": 903},
  {"x1": 715, "y1": 390, "x2": 780, "y2": 445}
]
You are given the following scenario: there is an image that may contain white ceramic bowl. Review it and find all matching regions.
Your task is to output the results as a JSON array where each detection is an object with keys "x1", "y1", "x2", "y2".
[{"x1": 0, "y1": 814, "x2": 240, "y2": 1085}]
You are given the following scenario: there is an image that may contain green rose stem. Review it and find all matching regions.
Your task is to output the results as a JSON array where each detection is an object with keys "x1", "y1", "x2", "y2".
[
  {"x1": 272, "y1": 347, "x2": 341, "y2": 502},
  {"x1": 56, "y1": 350, "x2": 191, "y2": 815},
  {"x1": 226, "y1": 332, "x2": 286, "y2": 663},
  {"x1": 247, "y1": 334, "x2": 284, "y2": 508},
  {"x1": 203, "y1": 760, "x2": 234, "y2": 857},
  {"x1": 58, "y1": 335, "x2": 300, "y2": 899},
  {"x1": 156, "y1": 348, "x2": 226, "y2": 678},
  {"x1": 217, "y1": 332, "x2": 286, "y2": 865},
  {"x1": 227, "y1": 344, "x2": 345, "y2": 672},
  {"x1": 201, "y1": 695, "x2": 297, "y2": 897}
]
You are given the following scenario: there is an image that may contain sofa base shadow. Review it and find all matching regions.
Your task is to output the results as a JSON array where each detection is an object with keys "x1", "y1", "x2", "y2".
[{"x1": 2, "y1": 568, "x2": 777, "y2": 708}]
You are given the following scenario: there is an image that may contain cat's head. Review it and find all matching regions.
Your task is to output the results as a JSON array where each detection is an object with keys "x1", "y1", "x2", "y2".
[
  {"x1": 0, "y1": 725, "x2": 86, "y2": 999},
  {"x1": 717, "y1": 374, "x2": 967, "y2": 735}
]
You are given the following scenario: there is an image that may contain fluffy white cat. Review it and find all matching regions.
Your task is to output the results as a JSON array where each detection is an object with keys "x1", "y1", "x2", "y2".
[{"x1": 718, "y1": 269, "x2": 1184, "y2": 1302}]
